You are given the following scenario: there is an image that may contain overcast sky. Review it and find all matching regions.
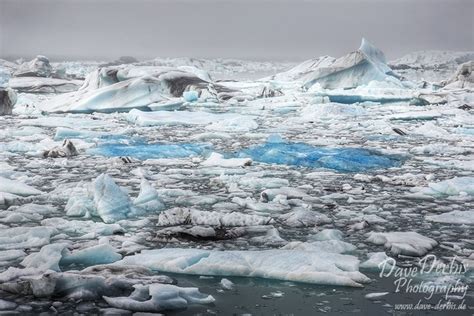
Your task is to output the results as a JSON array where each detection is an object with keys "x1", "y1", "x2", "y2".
[{"x1": 1, "y1": 0, "x2": 473, "y2": 61}]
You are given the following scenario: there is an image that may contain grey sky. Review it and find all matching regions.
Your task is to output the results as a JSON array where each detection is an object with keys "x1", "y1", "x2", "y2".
[{"x1": 1, "y1": 0, "x2": 473, "y2": 61}]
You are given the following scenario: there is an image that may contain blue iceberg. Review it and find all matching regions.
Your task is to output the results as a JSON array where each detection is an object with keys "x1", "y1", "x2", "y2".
[
  {"x1": 88, "y1": 141, "x2": 212, "y2": 160},
  {"x1": 237, "y1": 136, "x2": 402, "y2": 172}
]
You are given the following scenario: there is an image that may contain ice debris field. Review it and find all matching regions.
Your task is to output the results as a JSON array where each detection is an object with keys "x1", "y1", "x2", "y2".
[{"x1": 0, "y1": 39, "x2": 473, "y2": 314}]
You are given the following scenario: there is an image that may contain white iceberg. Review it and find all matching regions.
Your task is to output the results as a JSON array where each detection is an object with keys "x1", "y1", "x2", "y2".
[
  {"x1": 366, "y1": 231, "x2": 437, "y2": 257},
  {"x1": 103, "y1": 283, "x2": 215, "y2": 312},
  {"x1": 117, "y1": 248, "x2": 371, "y2": 287}
]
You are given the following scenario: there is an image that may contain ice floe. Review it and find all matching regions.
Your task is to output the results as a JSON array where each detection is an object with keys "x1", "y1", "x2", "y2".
[
  {"x1": 366, "y1": 231, "x2": 437, "y2": 257},
  {"x1": 117, "y1": 248, "x2": 371, "y2": 287}
]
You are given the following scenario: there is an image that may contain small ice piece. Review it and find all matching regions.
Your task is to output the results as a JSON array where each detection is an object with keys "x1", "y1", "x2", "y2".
[
  {"x1": 0, "y1": 87, "x2": 17, "y2": 115},
  {"x1": 201, "y1": 152, "x2": 252, "y2": 168},
  {"x1": 0, "y1": 299, "x2": 17, "y2": 311},
  {"x1": 0, "y1": 226, "x2": 55, "y2": 250},
  {"x1": 14, "y1": 55, "x2": 52, "y2": 77},
  {"x1": 426, "y1": 210, "x2": 474, "y2": 225},
  {"x1": 309, "y1": 229, "x2": 343, "y2": 241},
  {"x1": 360, "y1": 252, "x2": 394, "y2": 270},
  {"x1": 60, "y1": 244, "x2": 122, "y2": 267},
  {"x1": 117, "y1": 248, "x2": 371, "y2": 287},
  {"x1": 93, "y1": 174, "x2": 133, "y2": 223},
  {"x1": 20, "y1": 243, "x2": 68, "y2": 272},
  {"x1": 103, "y1": 283, "x2": 215, "y2": 312},
  {"x1": 0, "y1": 176, "x2": 42, "y2": 197},
  {"x1": 366, "y1": 232, "x2": 437, "y2": 257},
  {"x1": 416, "y1": 177, "x2": 474, "y2": 197},
  {"x1": 133, "y1": 179, "x2": 165, "y2": 213},
  {"x1": 157, "y1": 208, "x2": 271, "y2": 227},
  {"x1": 365, "y1": 292, "x2": 389, "y2": 300},
  {"x1": 220, "y1": 278, "x2": 234, "y2": 290},
  {"x1": 282, "y1": 240, "x2": 356, "y2": 254},
  {"x1": 205, "y1": 116, "x2": 258, "y2": 132},
  {"x1": 183, "y1": 90, "x2": 199, "y2": 102},
  {"x1": 278, "y1": 209, "x2": 331, "y2": 227}
]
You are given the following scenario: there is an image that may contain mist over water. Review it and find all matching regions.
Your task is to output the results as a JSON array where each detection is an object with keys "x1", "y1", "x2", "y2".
[{"x1": 1, "y1": 0, "x2": 473, "y2": 61}]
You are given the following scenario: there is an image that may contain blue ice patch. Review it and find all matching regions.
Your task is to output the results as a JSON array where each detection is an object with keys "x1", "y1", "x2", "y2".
[
  {"x1": 88, "y1": 142, "x2": 213, "y2": 160},
  {"x1": 237, "y1": 139, "x2": 402, "y2": 172}
]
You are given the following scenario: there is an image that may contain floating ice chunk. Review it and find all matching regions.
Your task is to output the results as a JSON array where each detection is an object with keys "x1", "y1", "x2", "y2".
[
  {"x1": 220, "y1": 278, "x2": 234, "y2": 290},
  {"x1": 183, "y1": 90, "x2": 199, "y2": 102},
  {"x1": 0, "y1": 227, "x2": 55, "y2": 250},
  {"x1": 282, "y1": 240, "x2": 356, "y2": 254},
  {"x1": 103, "y1": 283, "x2": 215, "y2": 312},
  {"x1": 0, "y1": 299, "x2": 17, "y2": 311},
  {"x1": 0, "y1": 87, "x2": 16, "y2": 115},
  {"x1": 302, "y1": 38, "x2": 401, "y2": 90},
  {"x1": 292, "y1": 103, "x2": 366, "y2": 123},
  {"x1": 93, "y1": 174, "x2": 133, "y2": 223},
  {"x1": 205, "y1": 116, "x2": 258, "y2": 132},
  {"x1": 360, "y1": 252, "x2": 394, "y2": 271},
  {"x1": 65, "y1": 174, "x2": 160, "y2": 223},
  {"x1": 0, "y1": 176, "x2": 42, "y2": 197},
  {"x1": 309, "y1": 229, "x2": 343, "y2": 241},
  {"x1": 389, "y1": 111, "x2": 442, "y2": 122},
  {"x1": 21, "y1": 243, "x2": 68, "y2": 272},
  {"x1": 260, "y1": 187, "x2": 308, "y2": 202},
  {"x1": 0, "y1": 250, "x2": 26, "y2": 263},
  {"x1": 0, "y1": 67, "x2": 10, "y2": 88},
  {"x1": 60, "y1": 243, "x2": 122, "y2": 267},
  {"x1": 157, "y1": 208, "x2": 271, "y2": 227},
  {"x1": 366, "y1": 232, "x2": 437, "y2": 257},
  {"x1": 14, "y1": 55, "x2": 52, "y2": 77},
  {"x1": 117, "y1": 248, "x2": 371, "y2": 287},
  {"x1": 416, "y1": 177, "x2": 474, "y2": 197},
  {"x1": 365, "y1": 292, "x2": 389, "y2": 299},
  {"x1": 41, "y1": 217, "x2": 125, "y2": 236},
  {"x1": 250, "y1": 227, "x2": 286, "y2": 246},
  {"x1": 125, "y1": 109, "x2": 253, "y2": 127},
  {"x1": 237, "y1": 138, "x2": 402, "y2": 172},
  {"x1": 9, "y1": 77, "x2": 81, "y2": 93},
  {"x1": 426, "y1": 210, "x2": 474, "y2": 225},
  {"x1": 444, "y1": 61, "x2": 474, "y2": 89},
  {"x1": 278, "y1": 209, "x2": 331, "y2": 227},
  {"x1": 89, "y1": 142, "x2": 212, "y2": 160},
  {"x1": 133, "y1": 179, "x2": 165, "y2": 213},
  {"x1": 201, "y1": 152, "x2": 252, "y2": 168}
]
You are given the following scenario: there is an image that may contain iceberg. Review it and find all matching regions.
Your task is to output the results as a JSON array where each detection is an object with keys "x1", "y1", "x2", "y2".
[
  {"x1": 0, "y1": 227, "x2": 55, "y2": 251},
  {"x1": 0, "y1": 176, "x2": 42, "y2": 197},
  {"x1": 426, "y1": 210, "x2": 474, "y2": 225},
  {"x1": 103, "y1": 283, "x2": 215, "y2": 312},
  {"x1": 117, "y1": 248, "x2": 371, "y2": 287},
  {"x1": 125, "y1": 108, "x2": 255, "y2": 127},
  {"x1": 0, "y1": 87, "x2": 16, "y2": 115},
  {"x1": 366, "y1": 231, "x2": 437, "y2": 257},
  {"x1": 13, "y1": 55, "x2": 52, "y2": 77},
  {"x1": 65, "y1": 174, "x2": 166, "y2": 223},
  {"x1": 415, "y1": 176, "x2": 474, "y2": 197},
  {"x1": 40, "y1": 67, "x2": 233, "y2": 113},
  {"x1": 157, "y1": 207, "x2": 271, "y2": 227},
  {"x1": 301, "y1": 39, "x2": 401, "y2": 90},
  {"x1": 237, "y1": 136, "x2": 402, "y2": 172},
  {"x1": 201, "y1": 152, "x2": 252, "y2": 168}
]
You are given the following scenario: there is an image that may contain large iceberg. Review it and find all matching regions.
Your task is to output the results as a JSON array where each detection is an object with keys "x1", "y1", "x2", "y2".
[
  {"x1": 40, "y1": 66, "x2": 235, "y2": 113},
  {"x1": 117, "y1": 248, "x2": 371, "y2": 287},
  {"x1": 294, "y1": 39, "x2": 402, "y2": 90}
]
